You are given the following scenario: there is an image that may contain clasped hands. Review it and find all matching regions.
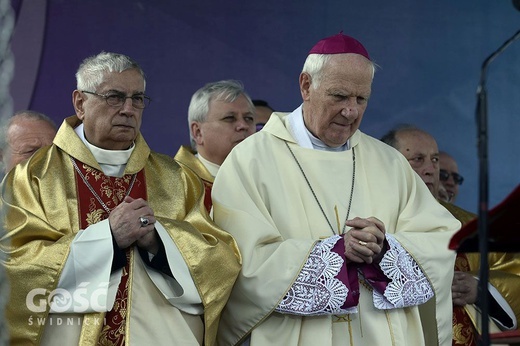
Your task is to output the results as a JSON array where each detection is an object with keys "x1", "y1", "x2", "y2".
[
  {"x1": 343, "y1": 217, "x2": 386, "y2": 264},
  {"x1": 108, "y1": 196, "x2": 159, "y2": 255}
]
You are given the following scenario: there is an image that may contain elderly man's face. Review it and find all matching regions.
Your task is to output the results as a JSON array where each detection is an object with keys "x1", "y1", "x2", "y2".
[
  {"x1": 4, "y1": 118, "x2": 56, "y2": 171},
  {"x1": 73, "y1": 68, "x2": 145, "y2": 150},
  {"x1": 395, "y1": 130, "x2": 440, "y2": 198},
  {"x1": 300, "y1": 54, "x2": 372, "y2": 148},
  {"x1": 192, "y1": 94, "x2": 255, "y2": 166}
]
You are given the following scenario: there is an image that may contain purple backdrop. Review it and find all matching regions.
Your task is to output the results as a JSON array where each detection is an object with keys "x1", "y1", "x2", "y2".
[{"x1": 8, "y1": 0, "x2": 520, "y2": 214}]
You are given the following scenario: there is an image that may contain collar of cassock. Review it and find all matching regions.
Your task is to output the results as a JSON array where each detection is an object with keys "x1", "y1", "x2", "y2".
[
  {"x1": 196, "y1": 153, "x2": 220, "y2": 177},
  {"x1": 288, "y1": 105, "x2": 350, "y2": 152},
  {"x1": 74, "y1": 123, "x2": 135, "y2": 177}
]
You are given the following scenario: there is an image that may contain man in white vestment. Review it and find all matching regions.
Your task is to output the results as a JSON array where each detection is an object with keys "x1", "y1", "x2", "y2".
[
  {"x1": 1, "y1": 52, "x2": 241, "y2": 345},
  {"x1": 212, "y1": 33, "x2": 461, "y2": 346}
]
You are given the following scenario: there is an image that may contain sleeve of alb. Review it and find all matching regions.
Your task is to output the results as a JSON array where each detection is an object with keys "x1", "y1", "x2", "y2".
[{"x1": 137, "y1": 238, "x2": 174, "y2": 278}]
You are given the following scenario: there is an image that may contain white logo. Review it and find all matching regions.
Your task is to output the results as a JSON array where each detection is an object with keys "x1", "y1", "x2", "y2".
[{"x1": 26, "y1": 282, "x2": 109, "y2": 313}]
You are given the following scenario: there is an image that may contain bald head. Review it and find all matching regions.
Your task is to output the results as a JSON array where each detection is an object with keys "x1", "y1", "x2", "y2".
[
  {"x1": 1, "y1": 111, "x2": 57, "y2": 173},
  {"x1": 381, "y1": 126, "x2": 440, "y2": 198}
]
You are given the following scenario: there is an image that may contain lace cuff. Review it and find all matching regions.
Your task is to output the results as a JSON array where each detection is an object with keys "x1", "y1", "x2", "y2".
[
  {"x1": 373, "y1": 234, "x2": 434, "y2": 309},
  {"x1": 276, "y1": 235, "x2": 356, "y2": 316}
]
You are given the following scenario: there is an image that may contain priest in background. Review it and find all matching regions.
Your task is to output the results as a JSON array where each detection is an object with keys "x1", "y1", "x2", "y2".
[
  {"x1": 174, "y1": 79, "x2": 256, "y2": 211},
  {"x1": 381, "y1": 124, "x2": 520, "y2": 346},
  {"x1": 0, "y1": 110, "x2": 57, "y2": 176}
]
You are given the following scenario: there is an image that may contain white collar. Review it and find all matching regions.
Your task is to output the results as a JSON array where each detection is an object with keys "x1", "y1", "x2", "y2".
[
  {"x1": 74, "y1": 123, "x2": 134, "y2": 177},
  {"x1": 288, "y1": 105, "x2": 350, "y2": 151},
  {"x1": 196, "y1": 153, "x2": 220, "y2": 177}
]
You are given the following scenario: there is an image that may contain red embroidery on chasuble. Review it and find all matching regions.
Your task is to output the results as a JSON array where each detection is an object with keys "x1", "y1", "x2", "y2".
[
  {"x1": 452, "y1": 253, "x2": 477, "y2": 346},
  {"x1": 203, "y1": 180, "x2": 213, "y2": 213},
  {"x1": 73, "y1": 162, "x2": 147, "y2": 346}
]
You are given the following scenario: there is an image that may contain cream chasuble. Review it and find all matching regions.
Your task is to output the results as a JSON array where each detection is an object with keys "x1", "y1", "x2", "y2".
[
  {"x1": 212, "y1": 110, "x2": 460, "y2": 346},
  {"x1": 1, "y1": 116, "x2": 241, "y2": 346}
]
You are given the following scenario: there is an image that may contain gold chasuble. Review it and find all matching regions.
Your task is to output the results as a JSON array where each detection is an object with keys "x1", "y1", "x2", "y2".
[
  {"x1": 441, "y1": 201, "x2": 520, "y2": 346},
  {"x1": 0, "y1": 116, "x2": 241, "y2": 346},
  {"x1": 174, "y1": 145, "x2": 215, "y2": 212}
]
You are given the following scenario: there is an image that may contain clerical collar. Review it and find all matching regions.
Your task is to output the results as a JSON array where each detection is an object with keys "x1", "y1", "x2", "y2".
[
  {"x1": 196, "y1": 153, "x2": 220, "y2": 177},
  {"x1": 74, "y1": 123, "x2": 135, "y2": 177},
  {"x1": 288, "y1": 105, "x2": 350, "y2": 151}
]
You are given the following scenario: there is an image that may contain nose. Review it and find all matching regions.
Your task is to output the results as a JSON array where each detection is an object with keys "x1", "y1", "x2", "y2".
[
  {"x1": 236, "y1": 117, "x2": 253, "y2": 132},
  {"x1": 340, "y1": 99, "x2": 358, "y2": 118},
  {"x1": 423, "y1": 160, "x2": 438, "y2": 177},
  {"x1": 120, "y1": 98, "x2": 136, "y2": 116},
  {"x1": 444, "y1": 176, "x2": 456, "y2": 187}
]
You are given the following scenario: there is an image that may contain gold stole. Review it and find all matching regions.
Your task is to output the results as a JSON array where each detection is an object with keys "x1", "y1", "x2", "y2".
[{"x1": 73, "y1": 161, "x2": 146, "y2": 346}]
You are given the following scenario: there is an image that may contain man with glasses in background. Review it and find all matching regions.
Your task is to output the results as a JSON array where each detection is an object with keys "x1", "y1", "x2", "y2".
[
  {"x1": 0, "y1": 51, "x2": 240, "y2": 345},
  {"x1": 439, "y1": 151, "x2": 464, "y2": 203},
  {"x1": 381, "y1": 124, "x2": 520, "y2": 346}
]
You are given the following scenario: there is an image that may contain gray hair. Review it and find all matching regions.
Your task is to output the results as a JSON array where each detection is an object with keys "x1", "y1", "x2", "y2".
[
  {"x1": 187, "y1": 79, "x2": 254, "y2": 148},
  {"x1": 302, "y1": 54, "x2": 376, "y2": 89},
  {"x1": 76, "y1": 52, "x2": 146, "y2": 92}
]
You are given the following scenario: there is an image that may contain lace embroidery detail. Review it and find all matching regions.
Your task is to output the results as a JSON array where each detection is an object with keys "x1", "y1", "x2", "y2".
[
  {"x1": 276, "y1": 235, "x2": 353, "y2": 315},
  {"x1": 373, "y1": 234, "x2": 434, "y2": 309}
]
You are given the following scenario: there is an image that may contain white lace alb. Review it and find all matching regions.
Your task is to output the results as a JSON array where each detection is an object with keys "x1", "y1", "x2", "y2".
[
  {"x1": 276, "y1": 236, "x2": 352, "y2": 315},
  {"x1": 373, "y1": 234, "x2": 434, "y2": 309},
  {"x1": 276, "y1": 234, "x2": 434, "y2": 315}
]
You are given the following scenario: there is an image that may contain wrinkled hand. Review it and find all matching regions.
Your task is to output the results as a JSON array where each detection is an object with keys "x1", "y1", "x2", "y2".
[
  {"x1": 452, "y1": 271, "x2": 478, "y2": 306},
  {"x1": 343, "y1": 217, "x2": 386, "y2": 264},
  {"x1": 108, "y1": 196, "x2": 159, "y2": 254}
]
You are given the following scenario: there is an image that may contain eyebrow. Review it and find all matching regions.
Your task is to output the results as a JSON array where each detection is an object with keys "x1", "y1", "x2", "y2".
[
  {"x1": 220, "y1": 111, "x2": 254, "y2": 117},
  {"x1": 104, "y1": 89, "x2": 145, "y2": 95}
]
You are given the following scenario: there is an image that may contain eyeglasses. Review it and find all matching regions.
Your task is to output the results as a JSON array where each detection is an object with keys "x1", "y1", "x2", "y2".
[
  {"x1": 81, "y1": 90, "x2": 151, "y2": 109},
  {"x1": 439, "y1": 169, "x2": 464, "y2": 185}
]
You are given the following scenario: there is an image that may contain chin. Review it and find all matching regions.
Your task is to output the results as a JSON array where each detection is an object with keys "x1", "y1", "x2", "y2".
[
  {"x1": 327, "y1": 136, "x2": 350, "y2": 148},
  {"x1": 113, "y1": 136, "x2": 136, "y2": 148}
]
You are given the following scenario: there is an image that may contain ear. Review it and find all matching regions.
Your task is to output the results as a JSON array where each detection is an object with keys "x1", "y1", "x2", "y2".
[
  {"x1": 299, "y1": 72, "x2": 312, "y2": 101},
  {"x1": 73, "y1": 90, "x2": 86, "y2": 120},
  {"x1": 191, "y1": 122, "x2": 204, "y2": 146}
]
